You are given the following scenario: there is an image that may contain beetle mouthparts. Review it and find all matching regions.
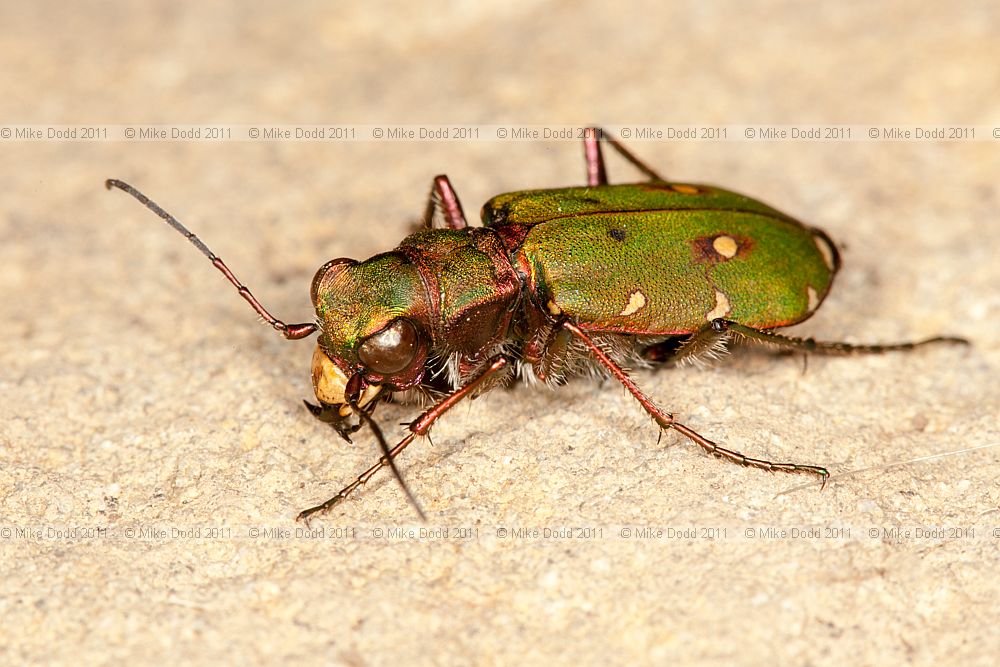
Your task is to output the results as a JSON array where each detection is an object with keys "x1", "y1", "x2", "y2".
[{"x1": 311, "y1": 345, "x2": 381, "y2": 414}]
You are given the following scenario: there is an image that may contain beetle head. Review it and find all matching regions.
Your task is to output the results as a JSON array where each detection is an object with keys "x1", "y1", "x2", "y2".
[{"x1": 308, "y1": 253, "x2": 431, "y2": 414}]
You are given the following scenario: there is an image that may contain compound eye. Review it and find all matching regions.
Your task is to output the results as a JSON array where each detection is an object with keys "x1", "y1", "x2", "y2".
[
  {"x1": 357, "y1": 319, "x2": 419, "y2": 375},
  {"x1": 311, "y1": 258, "x2": 356, "y2": 306}
]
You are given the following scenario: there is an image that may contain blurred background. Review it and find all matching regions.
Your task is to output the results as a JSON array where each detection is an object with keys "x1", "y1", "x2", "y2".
[{"x1": 2, "y1": 2, "x2": 998, "y2": 665}]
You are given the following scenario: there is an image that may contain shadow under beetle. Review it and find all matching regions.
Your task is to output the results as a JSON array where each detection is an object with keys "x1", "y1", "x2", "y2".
[{"x1": 106, "y1": 128, "x2": 967, "y2": 522}]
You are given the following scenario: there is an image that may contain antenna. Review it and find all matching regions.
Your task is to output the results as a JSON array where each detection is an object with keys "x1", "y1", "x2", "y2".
[{"x1": 106, "y1": 179, "x2": 317, "y2": 340}]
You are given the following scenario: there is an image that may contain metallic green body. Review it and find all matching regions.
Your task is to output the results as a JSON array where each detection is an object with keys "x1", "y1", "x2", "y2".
[
  {"x1": 313, "y1": 181, "x2": 840, "y2": 389},
  {"x1": 486, "y1": 183, "x2": 840, "y2": 334},
  {"x1": 482, "y1": 182, "x2": 797, "y2": 226}
]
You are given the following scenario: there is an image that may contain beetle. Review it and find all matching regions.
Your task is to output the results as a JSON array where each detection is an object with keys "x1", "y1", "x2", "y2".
[{"x1": 106, "y1": 128, "x2": 967, "y2": 522}]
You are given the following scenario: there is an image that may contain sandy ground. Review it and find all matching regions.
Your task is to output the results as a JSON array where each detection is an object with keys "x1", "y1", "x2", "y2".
[{"x1": 2, "y1": 2, "x2": 999, "y2": 665}]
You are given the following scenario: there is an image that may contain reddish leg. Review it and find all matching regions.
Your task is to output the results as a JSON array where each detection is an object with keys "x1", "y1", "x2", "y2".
[
  {"x1": 581, "y1": 127, "x2": 668, "y2": 184},
  {"x1": 562, "y1": 321, "x2": 829, "y2": 485},
  {"x1": 422, "y1": 174, "x2": 468, "y2": 230},
  {"x1": 297, "y1": 356, "x2": 511, "y2": 523},
  {"x1": 714, "y1": 319, "x2": 968, "y2": 354},
  {"x1": 583, "y1": 127, "x2": 608, "y2": 186}
]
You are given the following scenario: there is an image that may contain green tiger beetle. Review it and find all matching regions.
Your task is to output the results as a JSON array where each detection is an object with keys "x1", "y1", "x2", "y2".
[{"x1": 106, "y1": 128, "x2": 967, "y2": 522}]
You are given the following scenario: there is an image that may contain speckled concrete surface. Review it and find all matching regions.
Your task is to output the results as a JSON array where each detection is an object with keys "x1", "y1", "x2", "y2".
[{"x1": 2, "y1": 2, "x2": 999, "y2": 665}]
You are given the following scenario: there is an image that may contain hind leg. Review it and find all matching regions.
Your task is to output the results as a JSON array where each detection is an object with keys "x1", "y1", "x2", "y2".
[
  {"x1": 582, "y1": 126, "x2": 667, "y2": 186},
  {"x1": 711, "y1": 319, "x2": 968, "y2": 355}
]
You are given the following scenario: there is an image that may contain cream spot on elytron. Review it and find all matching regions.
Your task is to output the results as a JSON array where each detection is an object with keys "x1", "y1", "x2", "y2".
[
  {"x1": 672, "y1": 183, "x2": 699, "y2": 194},
  {"x1": 712, "y1": 235, "x2": 738, "y2": 259},
  {"x1": 547, "y1": 299, "x2": 563, "y2": 316},
  {"x1": 814, "y1": 234, "x2": 836, "y2": 271},
  {"x1": 807, "y1": 286, "x2": 819, "y2": 312},
  {"x1": 619, "y1": 289, "x2": 647, "y2": 317},
  {"x1": 706, "y1": 290, "x2": 731, "y2": 321}
]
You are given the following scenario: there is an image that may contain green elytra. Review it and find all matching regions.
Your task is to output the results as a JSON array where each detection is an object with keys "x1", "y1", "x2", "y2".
[
  {"x1": 487, "y1": 183, "x2": 839, "y2": 334},
  {"x1": 105, "y1": 129, "x2": 966, "y2": 522}
]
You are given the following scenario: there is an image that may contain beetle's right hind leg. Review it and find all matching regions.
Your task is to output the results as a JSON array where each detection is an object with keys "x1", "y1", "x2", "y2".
[
  {"x1": 563, "y1": 321, "x2": 829, "y2": 486},
  {"x1": 582, "y1": 126, "x2": 668, "y2": 186}
]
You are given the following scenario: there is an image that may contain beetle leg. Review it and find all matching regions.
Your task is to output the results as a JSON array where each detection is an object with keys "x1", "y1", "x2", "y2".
[
  {"x1": 583, "y1": 127, "x2": 668, "y2": 183},
  {"x1": 562, "y1": 321, "x2": 830, "y2": 484},
  {"x1": 421, "y1": 174, "x2": 468, "y2": 230},
  {"x1": 642, "y1": 326, "x2": 730, "y2": 366},
  {"x1": 639, "y1": 337, "x2": 685, "y2": 363},
  {"x1": 296, "y1": 356, "x2": 511, "y2": 523},
  {"x1": 583, "y1": 127, "x2": 608, "y2": 186},
  {"x1": 712, "y1": 319, "x2": 969, "y2": 355}
]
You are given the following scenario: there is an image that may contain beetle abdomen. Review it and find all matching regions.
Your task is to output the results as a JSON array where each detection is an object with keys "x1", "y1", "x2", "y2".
[{"x1": 517, "y1": 209, "x2": 839, "y2": 334}]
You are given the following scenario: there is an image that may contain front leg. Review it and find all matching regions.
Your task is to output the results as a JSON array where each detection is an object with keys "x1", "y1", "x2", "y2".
[{"x1": 297, "y1": 356, "x2": 511, "y2": 524}]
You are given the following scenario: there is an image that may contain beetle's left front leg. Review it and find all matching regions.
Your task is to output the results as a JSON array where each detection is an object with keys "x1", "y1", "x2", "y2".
[
  {"x1": 297, "y1": 356, "x2": 511, "y2": 523},
  {"x1": 562, "y1": 321, "x2": 830, "y2": 484}
]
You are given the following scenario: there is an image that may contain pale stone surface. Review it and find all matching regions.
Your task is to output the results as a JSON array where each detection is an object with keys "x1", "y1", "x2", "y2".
[{"x1": 2, "y1": 2, "x2": 998, "y2": 665}]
